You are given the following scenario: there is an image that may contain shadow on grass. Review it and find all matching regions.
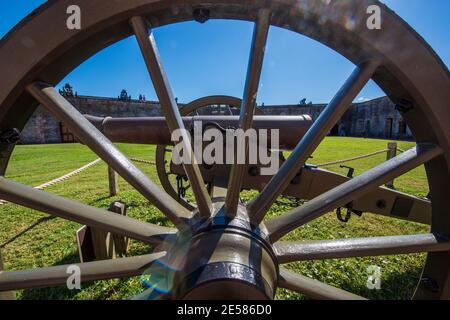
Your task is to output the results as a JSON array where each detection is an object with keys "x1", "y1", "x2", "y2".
[{"x1": 0, "y1": 216, "x2": 56, "y2": 249}]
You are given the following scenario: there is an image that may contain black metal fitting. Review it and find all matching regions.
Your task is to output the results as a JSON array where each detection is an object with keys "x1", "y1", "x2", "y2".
[
  {"x1": 337, "y1": 203, "x2": 363, "y2": 223},
  {"x1": 178, "y1": 261, "x2": 274, "y2": 300},
  {"x1": 176, "y1": 176, "x2": 190, "y2": 199},
  {"x1": 248, "y1": 165, "x2": 260, "y2": 177},
  {"x1": 340, "y1": 165, "x2": 355, "y2": 178},
  {"x1": 336, "y1": 207, "x2": 352, "y2": 222},
  {"x1": 193, "y1": 8, "x2": 210, "y2": 24}
]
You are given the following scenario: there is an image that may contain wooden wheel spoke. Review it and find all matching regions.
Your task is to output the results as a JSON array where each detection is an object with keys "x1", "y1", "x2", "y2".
[
  {"x1": 225, "y1": 9, "x2": 271, "y2": 215},
  {"x1": 0, "y1": 252, "x2": 166, "y2": 292},
  {"x1": 248, "y1": 61, "x2": 380, "y2": 224},
  {"x1": 26, "y1": 82, "x2": 191, "y2": 228},
  {"x1": 267, "y1": 144, "x2": 443, "y2": 242},
  {"x1": 131, "y1": 16, "x2": 212, "y2": 219},
  {"x1": 278, "y1": 267, "x2": 366, "y2": 300},
  {"x1": 275, "y1": 233, "x2": 450, "y2": 263},
  {"x1": 0, "y1": 177, "x2": 176, "y2": 245}
]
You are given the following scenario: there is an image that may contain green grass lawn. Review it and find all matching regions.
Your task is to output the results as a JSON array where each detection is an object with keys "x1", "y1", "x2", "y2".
[{"x1": 0, "y1": 137, "x2": 429, "y2": 300}]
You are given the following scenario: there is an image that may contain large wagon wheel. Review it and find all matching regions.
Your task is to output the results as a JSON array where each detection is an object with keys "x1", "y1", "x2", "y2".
[{"x1": 0, "y1": 0, "x2": 449, "y2": 300}]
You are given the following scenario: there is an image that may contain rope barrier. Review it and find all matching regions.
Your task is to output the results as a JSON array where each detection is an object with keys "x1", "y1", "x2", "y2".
[
  {"x1": 35, "y1": 158, "x2": 102, "y2": 190},
  {"x1": 316, "y1": 149, "x2": 389, "y2": 167},
  {"x1": 130, "y1": 158, "x2": 156, "y2": 165},
  {"x1": 130, "y1": 151, "x2": 393, "y2": 171},
  {"x1": 0, "y1": 146, "x2": 399, "y2": 206},
  {"x1": 0, "y1": 158, "x2": 101, "y2": 206}
]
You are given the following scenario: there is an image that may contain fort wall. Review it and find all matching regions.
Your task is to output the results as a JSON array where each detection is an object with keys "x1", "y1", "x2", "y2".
[{"x1": 20, "y1": 95, "x2": 412, "y2": 144}]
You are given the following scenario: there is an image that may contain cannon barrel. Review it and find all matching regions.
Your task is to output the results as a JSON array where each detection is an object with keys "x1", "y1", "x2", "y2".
[{"x1": 85, "y1": 115, "x2": 313, "y2": 150}]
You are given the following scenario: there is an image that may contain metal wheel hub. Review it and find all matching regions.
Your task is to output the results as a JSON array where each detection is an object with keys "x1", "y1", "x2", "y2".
[{"x1": 173, "y1": 203, "x2": 278, "y2": 300}]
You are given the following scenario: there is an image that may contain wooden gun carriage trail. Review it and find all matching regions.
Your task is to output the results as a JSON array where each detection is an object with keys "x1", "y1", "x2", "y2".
[{"x1": 0, "y1": 0, "x2": 449, "y2": 300}]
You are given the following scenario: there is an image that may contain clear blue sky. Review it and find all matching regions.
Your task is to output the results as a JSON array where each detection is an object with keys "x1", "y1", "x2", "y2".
[{"x1": 1, "y1": 1, "x2": 449, "y2": 104}]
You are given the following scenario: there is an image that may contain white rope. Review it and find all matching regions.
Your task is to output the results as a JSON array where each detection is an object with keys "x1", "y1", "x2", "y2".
[
  {"x1": 130, "y1": 158, "x2": 156, "y2": 165},
  {"x1": 0, "y1": 148, "x2": 395, "y2": 206},
  {"x1": 34, "y1": 158, "x2": 101, "y2": 190},
  {"x1": 316, "y1": 149, "x2": 389, "y2": 167},
  {"x1": 0, "y1": 158, "x2": 101, "y2": 206}
]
